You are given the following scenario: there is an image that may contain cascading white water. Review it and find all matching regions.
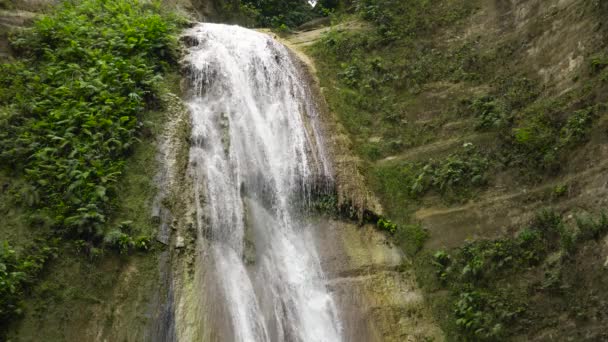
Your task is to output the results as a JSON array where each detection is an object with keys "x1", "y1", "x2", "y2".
[{"x1": 183, "y1": 23, "x2": 342, "y2": 342}]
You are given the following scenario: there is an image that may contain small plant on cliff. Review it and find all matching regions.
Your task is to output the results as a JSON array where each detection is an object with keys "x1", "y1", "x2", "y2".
[{"x1": 376, "y1": 217, "x2": 397, "y2": 234}]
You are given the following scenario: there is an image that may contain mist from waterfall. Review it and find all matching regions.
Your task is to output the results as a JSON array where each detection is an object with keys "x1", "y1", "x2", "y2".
[{"x1": 182, "y1": 23, "x2": 342, "y2": 342}]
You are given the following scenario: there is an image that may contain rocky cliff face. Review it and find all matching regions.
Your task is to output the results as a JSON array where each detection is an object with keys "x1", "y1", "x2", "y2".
[
  {"x1": 299, "y1": 0, "x2": 608, "y2": 339},
  {"x1": 313, "y1": 220, "x2": 443, "y2": 342}
]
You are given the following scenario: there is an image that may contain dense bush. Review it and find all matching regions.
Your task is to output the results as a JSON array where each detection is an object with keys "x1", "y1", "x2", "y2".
[
  {"x1": 467, "y1": 95, "x2": 509, "y2": 130},
  {"x1": 574, "y1": 211, "x2": 608, "y2": 242},
  {"x1": 0, "y1": 0, "x2": 182, "y2": 241}
]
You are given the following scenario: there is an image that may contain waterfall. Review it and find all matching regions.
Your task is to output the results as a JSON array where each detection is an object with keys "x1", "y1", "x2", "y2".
[{"x1": 182, "y1": 23, "x2": 342, "y2": 342}]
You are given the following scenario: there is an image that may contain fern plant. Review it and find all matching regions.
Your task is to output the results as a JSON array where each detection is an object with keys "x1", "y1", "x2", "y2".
[{"x1": 0, "y1": 0, "x2": 184, "y2": 240}]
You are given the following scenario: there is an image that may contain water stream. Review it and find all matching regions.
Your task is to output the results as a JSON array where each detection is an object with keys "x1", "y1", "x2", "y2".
[{"x1": 182, "y1": 23, "x2": 342, "y2": 342}]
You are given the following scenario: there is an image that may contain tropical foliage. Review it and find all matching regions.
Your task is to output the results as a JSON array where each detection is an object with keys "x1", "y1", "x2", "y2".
[{"x1": 0, "y1": 0, "x2": 182, "y2": 241}]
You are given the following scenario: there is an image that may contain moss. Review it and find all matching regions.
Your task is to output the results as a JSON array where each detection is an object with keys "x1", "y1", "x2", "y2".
[
  {"x1": 394, "y1": 222, "x2": 429, "y2": 257},
  {"x1": 7, "y1": 250, "x2": 160, "y2": 341}
]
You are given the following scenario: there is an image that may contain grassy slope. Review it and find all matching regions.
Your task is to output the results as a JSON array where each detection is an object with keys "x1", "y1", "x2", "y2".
[{"x1": 308, "y1": 0, "x2": 608, "y2": 340}]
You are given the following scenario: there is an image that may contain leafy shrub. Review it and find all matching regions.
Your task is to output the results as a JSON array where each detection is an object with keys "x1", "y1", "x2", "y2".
[
  {"x1": 508, "y1": 102, "x2": 597, "y2": 172},
  {"x1": 372, "y1": 145, "x2": 489, "y2": 206},
  {"x1": 453, "y1": 290, "x2": 521, "y2": 340},
  {"x1": 430, "y1": 148, "x2": 489, "y2": 194},
  {"x1": 532, "y1": 208, "x2": 563, "y2": 240},
  {"x1": 308, "y1": 194, "x2": 339, "y2": 216},
  {"x1": 134, "y1": 236, "x2": 152, "y2": 251},
  {"x1": 0, "y1": 241, "x2": 56, "y2": 325},
  {"x1": 496, "y1": 76, "x2": 540, "y2": 111},
  {"x1": 338, "y1": 63, "x2": 362, "y2": 87},
  {"x1": 432, "y1": 250, "x2": 451, "y2": 282},
  {"x1": 552, "y1": 184, "x2": 568, "y2": 198},
  {"x1": 0, "y1": 0, "x2": 182, "y2": 240},
  {"x1": 104, "y1": 224, "x2": 151, "y2": 254}
]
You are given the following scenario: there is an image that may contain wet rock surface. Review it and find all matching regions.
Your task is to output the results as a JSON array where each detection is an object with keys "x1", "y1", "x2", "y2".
[{"x1": 313, "y1": 220, "x2": 444, "y2": 342}]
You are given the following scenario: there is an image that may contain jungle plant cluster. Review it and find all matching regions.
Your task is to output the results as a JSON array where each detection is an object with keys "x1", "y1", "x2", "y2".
[
  {"x1": 432, "y1": 209, "x2": 608, "y2": 340},
  {"x1": 0, "y1": 0, "x2": 182, "y2": 331},
  {"x1": 0, "y1": 0, "x2": 182, "y2": 243}
]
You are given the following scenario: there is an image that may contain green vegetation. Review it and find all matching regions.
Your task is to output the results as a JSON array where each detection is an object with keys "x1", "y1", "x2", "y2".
[
  {"x1": 428, "y1": 209, "x2": 608, "y2": 340},
  {"x1": 220, "y1": 0, "x2": 337, "y2": 29},
  {"x1": 310, "y1": 0, "x2": 608, "y2": 197},
  {"x1": 307, "y1": 193, "x2": 361, "y2": 221},
  {"x1": 376, "y1": 217, "x2": 397, "y2": 234},
  {"x1": 304, "y1": 0, "x2": 608, "y2": 339},
  {"x1": 456, "y1": 68, "x2": 605, "y2": 175},
  {"x1": 0, "y1": 0, "x2": 182, "y2": 241},
  {"x1": 0, "y1": 0, "x2": 184, "y2": 332},
  {"x1": 377, "y1": 218, "x2": 429, "y2": 255},
  {"x1": 309, "y1": 0, "x2": 480, "y2": 158},
  {"x1": 506, "y1": 101, "x2": 598, "y2": 173},
  {"x1": 590, "y1": 52, "x2": 608, "y2": 80},
  {"x1": 0, "y1": 241, "x2": 57, "y2": 323},
  {"x1": 573, "y1": 211, "x2": 608, "y2": 242},
  {"x1": 241, "y1": 0, "x2": 316, "y2": 28},
  {"x1": 373, "y1": 145, "x2": 489, "y2": 207}
]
